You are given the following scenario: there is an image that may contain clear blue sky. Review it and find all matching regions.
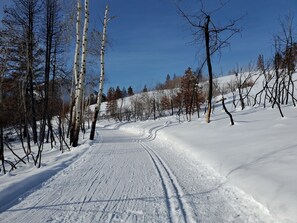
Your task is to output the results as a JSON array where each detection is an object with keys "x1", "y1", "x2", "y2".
[
  {"x1": 1, "y1": 0, "x2": 296, "y2": 92},
  {"x1": 91, "y1": 0, "x2": 296, "y2": 92}
]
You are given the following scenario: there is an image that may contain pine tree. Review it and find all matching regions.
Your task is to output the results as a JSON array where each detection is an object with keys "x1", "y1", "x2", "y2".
[
  {"x1": 127, "y1": 86, "x2": 134, "y2": 96},
  {"x1": 115, "y1": 86, "x2": 123, "y2": 99},
  {"x1": 142, "y1": 85, "x2": 148, "y2": 92},
  {"x1": 180, "y1": 68, "x2": 197, "y2": 121},
  {"x1": 106, "y1": 87, "x2": 117, "y2": 118}
]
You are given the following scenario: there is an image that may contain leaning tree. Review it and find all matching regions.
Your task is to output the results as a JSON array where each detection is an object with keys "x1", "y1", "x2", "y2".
[{"x1": 90, "y1": 4, "x2": 111, "y2": 140}]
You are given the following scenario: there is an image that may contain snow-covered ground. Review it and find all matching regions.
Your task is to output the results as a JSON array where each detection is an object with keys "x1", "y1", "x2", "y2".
[
  {"x1": 0, "y1": 120, "x2": 279, "y2": 222},
  {"x1": 119, "y1": 104, "x2": 297, "y2": 223},
  {"x1": 0, "y1": 74, "x2": 296, "y2": 222}
]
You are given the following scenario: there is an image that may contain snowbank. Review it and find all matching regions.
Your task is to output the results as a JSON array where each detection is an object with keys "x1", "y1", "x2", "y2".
[
  {"x1": 119, "y1": 105, "x2": 297, "y2": 223},
  {"x1": 0, "y1": 139, "x2": 92, "y2": 212}
]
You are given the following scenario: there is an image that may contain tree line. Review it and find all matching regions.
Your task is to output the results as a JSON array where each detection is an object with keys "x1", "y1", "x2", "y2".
[
  {"x1": 0, "y1": 0, "x2": 111, "y2": 173},
  {"x1": 0, "y1": 0, "x2": 74, "y2": 172},
  {"x1": 103, "y1": 69, "x2": 205, "y2": 122}
]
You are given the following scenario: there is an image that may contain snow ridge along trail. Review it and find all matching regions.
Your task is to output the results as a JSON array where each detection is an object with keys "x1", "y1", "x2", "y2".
[{"x1": 0, "y1": 124, "x2": 275, "y2": 222}]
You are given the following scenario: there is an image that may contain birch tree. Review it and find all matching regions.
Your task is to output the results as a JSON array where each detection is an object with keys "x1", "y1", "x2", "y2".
[
  {"x1": 70, "y1": 0, "x2": 89, "y2": 147},
  {"x1": 69, "y1": 0, "x2": 82, "y2": 144},
  {"x1": 90, "y1": 5, "x2": 109, "y2": 140}
]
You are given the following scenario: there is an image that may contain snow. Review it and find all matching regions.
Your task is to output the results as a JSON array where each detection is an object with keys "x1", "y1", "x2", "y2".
[
  {"x1": 0, "y1": 74, "x2": 297, "y2": 222},
  {"x1": 119, "y1": 104, "x2": 297, "y2": 223},
  {"x1": 0, "y1": 140, "x2": 91, "y2": 212}
]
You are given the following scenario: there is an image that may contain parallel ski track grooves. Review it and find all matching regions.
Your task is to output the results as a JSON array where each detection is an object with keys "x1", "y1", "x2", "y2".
[{"x1": 140, "y1": 142, "x2": 195, "y2": 223}]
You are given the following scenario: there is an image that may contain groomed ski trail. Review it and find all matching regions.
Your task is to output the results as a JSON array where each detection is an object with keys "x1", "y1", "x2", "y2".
[
  {"x1": 0, "y1": 124, "x2": 275, "y2": 223},
  {"x1": 140, "y1": 141, "x2": 195, "y2": 223}
]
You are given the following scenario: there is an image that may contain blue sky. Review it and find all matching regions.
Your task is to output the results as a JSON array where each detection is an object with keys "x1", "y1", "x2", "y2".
[
  {"x1": 1, "y1": 0, "x2": 296, "y2": 92},
  {"x1": 91, "y1": 0, "x2": 296, "y2": 92}
]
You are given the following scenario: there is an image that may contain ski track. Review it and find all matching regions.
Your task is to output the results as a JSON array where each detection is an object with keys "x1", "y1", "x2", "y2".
[
  {"x1": 139, "y1": 141, "x2": 195, "y2": 223},
  {"x1": 0, "y1": 129, "x2": 169, "y2": 223},
  {"x1": 0, "y1": 125, "x2": 276, "y2": 223}
]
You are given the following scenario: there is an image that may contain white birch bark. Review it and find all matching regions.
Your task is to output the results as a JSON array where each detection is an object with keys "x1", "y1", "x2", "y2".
[
  {"x1": 90, "y1": 4, "x2": 109, "y2": 140},
  {"x1": 70, "y1": 0, "x2": 82, "y2": 133},
  {"x1": 74, "y1": 0, "x2": 82, "y2": 86},
  {"x1": 72, "y1": 0, "x2": 89, "y2": 146},
  {"x1": 95, "y1": 4, "x2": 109, "y2": 115},
  {"x1": 71, "y1": 0, "x2": 81, "y2": 120}
]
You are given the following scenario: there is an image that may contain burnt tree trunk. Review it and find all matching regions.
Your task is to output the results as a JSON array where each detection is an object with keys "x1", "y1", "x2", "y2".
[
  {"x1": 221, "y1": 97, "x2": 234, "y2": 126},
  {"x1": 205, "y1": 16, "x2": 213, "y2": 123}
]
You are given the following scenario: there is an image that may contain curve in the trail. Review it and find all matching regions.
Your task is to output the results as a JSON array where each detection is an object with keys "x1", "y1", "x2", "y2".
[
  {"x1": 0, "y1": 126, "x2": 277, "y2": 223},
  {"x1": 140, "y1": 141, "x2": 195, "y2": 223}
]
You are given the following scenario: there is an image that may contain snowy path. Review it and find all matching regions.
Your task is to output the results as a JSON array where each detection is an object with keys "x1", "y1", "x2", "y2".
[{"x1": 0, "y1": 125, "x2": 275, "y2": 222}]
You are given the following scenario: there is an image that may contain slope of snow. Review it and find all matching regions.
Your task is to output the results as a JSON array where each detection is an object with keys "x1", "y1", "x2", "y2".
[
  {"x1": 0, "y1": 73, "x2": 296, "y2": 222},
  {"x1": 119, "y1": 104, "x2": 297, "y2": 223},
  {"x1": 0, "y1": 140, "x2": 91, "y2": 211}
]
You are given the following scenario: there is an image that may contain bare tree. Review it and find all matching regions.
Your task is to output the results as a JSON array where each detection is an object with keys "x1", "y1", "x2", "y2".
[
  {"x1": 278, "y1": 14, "x2": 296, "y2": 106},
  {"x1": 178, "y1": 0, "x2": 242, "y2": 123},
  {"x1": 3, "y1": 0, "x2": 41, "y2": 144},
  {"x1": 36, "y1": 0, "x2": 63, "y2": 167},
  {"x1": 253, "y1": 53, "x2": 285, "y2": 118},
  {"x1": 1, "y1": 0, "x2": 42, "y2": 162},
  {"x1": 90, "y1": 5, "x2": 110, "y2": 140},
  {"x1": 230, "y1": 65, "x2": 259, "y2": 110},
  {"x1": 0, "y1": 46, "x2": 8, "y2": 174}
]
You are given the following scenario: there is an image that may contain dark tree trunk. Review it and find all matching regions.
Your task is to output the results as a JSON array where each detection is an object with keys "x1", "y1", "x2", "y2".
[
  {"x1": 0, "y1": 127, "x2": 5, "y2": 174},
  {"x1": 238, "y1": 87, "x2": 245, "y2": 110},
  {"x1": 170, "y1": 99, "x2": 174, "y2": 116},
  {"x1": 27, "y1": 1, "x2": 38, "y2": 144},
  {"x1": 89, "y1": 110, "x2": 99, "y2": 140},
  {"x1": 204, "y1": 16, "x2": 213, "y2": 123},
  {"x1": 222, "y1": 97, "x2": 234, "y2": 125},
  {"x1": 153, "y1": 98, "x2": 156, "y2": 120}
]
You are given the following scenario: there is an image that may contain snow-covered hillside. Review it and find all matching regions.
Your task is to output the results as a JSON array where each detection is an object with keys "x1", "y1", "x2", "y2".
[
  {"x1": 0, "y1": 73, "x2": 296, "y2": 222},
  {"x1": 119, "y1": 104, "x2": 297, "y2": 222}
]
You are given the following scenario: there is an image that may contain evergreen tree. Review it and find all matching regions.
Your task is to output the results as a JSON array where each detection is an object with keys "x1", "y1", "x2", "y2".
[
  {"x1": 122, "y1": 87, "x2": 127, "y2": 97},
  {"x1": 165, "y1": 74, "x2": 171, "y2": 86},
  {"x1": 106, "y1": 87, "x2": 117, "y2": 118},
  {"x1": 142, "y1": 85, "x2": 148, "y2": 93},
  {"x1": 257, "y1": 54, "x2": 265, "y2": 71},
  {"x1": 180, "y1": 68, "x2": 198, "y2": 121},
  {"x1": 127, "y1": 86, "x2": 134, "y2": 96},
  {"x1": 115, "y1": 86, "x2": 123, "y2": 99}
]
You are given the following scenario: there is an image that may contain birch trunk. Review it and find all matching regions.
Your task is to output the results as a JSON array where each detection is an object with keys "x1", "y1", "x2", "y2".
[
  {"x1": 90, "y1": 5, "x2": 109, "y2": 140},
  {"x1": 69, "y1": 0, "x2": 82, "y2": 144},
  {"x1": 74, "y1": 0, "x2": 82, "y2": 87},
  {"x1": 72, "y1": 0, "x2": 89, "y2": 147}
]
